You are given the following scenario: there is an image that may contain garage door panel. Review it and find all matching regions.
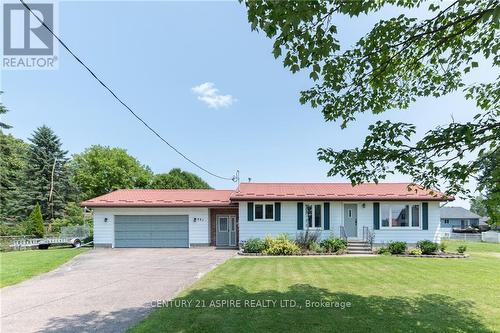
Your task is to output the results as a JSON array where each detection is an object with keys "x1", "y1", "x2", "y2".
[
  {"x1": 115, "y1": 231, "x2": 153, "y2": 239},
  {"x1": 151, "y1": 239, "x2": 187, "y2": 247},
  {"x1": 150, "y1": 232, "x2": 187, "y2": 239},
  {"x1": 116, "y1": 239, "x2": 152, "y2": 247},
  {"x1": 154, "y1": 224, "x2": 188, "y2": 232},
  {"x1": 115, "y1": 215, "x2": 189, "y2": 248}
]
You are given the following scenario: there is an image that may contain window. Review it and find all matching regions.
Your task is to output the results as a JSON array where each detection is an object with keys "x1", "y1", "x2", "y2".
[
  {"x1": 254, "y1": 203, "x2": 274, "y2": 221},
  {"x1": 305, "y1": 203, "x2": 322, "y2": 228},
  {"x1": 444, "y1": 219, "x2": 449, "y2": 224},
  {"x1": 265, "y1": 204, "x2": 274, "y2": 220},
  {"x1": 411, "y1": 205, "x2": 420, "y2": 227},
  {"x1": 218, "y1": 218, "x2": 228, "y2": 232},
  {"x1": 348, "y1": 209, "x2": 352, "y2": 218},
  {"x1": 380, "y1": 203, "x2": 421, "y2": 229},
  {"x1": 391, "y1": 204, "x2": 408, "y2": 227}
]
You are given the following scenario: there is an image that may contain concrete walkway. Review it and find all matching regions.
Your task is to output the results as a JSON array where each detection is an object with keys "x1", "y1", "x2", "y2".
[{"x1": 1, "y1": 248, "x2": 236, "y2": 333}]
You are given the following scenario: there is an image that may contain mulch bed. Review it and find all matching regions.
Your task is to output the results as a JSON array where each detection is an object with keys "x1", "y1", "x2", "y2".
[
  {"x1": 238, "y1": 251, "x2": 349, "y2": 256},
  {"x1": 395, "y1": 253, "x2": 468, "y2": 258}
]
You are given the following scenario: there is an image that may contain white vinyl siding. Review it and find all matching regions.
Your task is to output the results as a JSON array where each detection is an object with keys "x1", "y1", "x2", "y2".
[
  {"x1": 92, "y1": 207, "x2": 210, "y2": 247},
  {"x1": 239, "y1": 201, "x2": 442, "y2": 244}
]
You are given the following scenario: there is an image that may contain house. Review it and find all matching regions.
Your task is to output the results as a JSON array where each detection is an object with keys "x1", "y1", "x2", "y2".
[
  {"x1": 81, "y1": 182, "x2": 450, "y2": 248},
  {"x1": 440, "y1": 207, "x2": 481, "y2": 230}
]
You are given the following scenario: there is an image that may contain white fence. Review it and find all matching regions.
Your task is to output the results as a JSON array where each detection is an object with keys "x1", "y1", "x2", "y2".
[{"x1": 482, "y1": 231, "x2": 500, "y2": 243}]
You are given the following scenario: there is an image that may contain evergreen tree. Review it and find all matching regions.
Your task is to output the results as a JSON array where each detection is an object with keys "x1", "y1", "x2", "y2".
[
  {"x1": 24, "y1": 203, "x2": 45, "y2": 237},
  {"x1": 18, "y1": 126, "x2": 75, "y2": 221},
  {"x1": 0, "y1": 132, "x2": 28, "y2": 223},
  {"x1": 0, "y1": 91, "x2": 11, "y2": 129}
]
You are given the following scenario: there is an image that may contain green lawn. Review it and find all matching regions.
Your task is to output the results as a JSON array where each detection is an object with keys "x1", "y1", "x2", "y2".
[
  {"x1": 0, "y1": 247, "x2": 88, "y2": 287},
  {"x1": 131, "y1": 241, "x2": 500, "y2": 333}
]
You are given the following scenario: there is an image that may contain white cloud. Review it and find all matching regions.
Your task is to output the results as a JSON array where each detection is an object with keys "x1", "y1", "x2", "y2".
[{"x1": 191, "y1": 82, "x2": 236, "y2": 109}]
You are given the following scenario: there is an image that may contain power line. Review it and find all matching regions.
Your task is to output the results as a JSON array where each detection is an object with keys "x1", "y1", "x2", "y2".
[{"x1": 19, "y1": 0, "x2": 236, "y2": 182}]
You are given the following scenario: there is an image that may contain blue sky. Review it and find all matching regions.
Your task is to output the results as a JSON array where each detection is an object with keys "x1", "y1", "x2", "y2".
[{"x1": 1, "y1": 1, "x2": 496, "y2": 207}]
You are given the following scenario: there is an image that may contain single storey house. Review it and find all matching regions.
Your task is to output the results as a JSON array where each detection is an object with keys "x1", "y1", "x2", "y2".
[
  {"x1": 440, "y1": 206, "x2": 481, "y2": 229},
  {"x1": 81, "y1": 182, "x2": 449, "y2": 248}
]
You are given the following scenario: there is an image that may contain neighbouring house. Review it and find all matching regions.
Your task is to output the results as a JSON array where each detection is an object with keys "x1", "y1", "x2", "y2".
[
  {"x1": 81, "y1": 182, "x2": 450, "y2": 248},
  {"x1": 440, "y1": 207, "x2": 481, "y2": 230}
]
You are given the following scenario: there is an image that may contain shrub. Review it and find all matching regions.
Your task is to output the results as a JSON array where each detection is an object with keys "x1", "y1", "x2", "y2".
[
  {"x1": 439, "y1": 240, "x2": 448, "y2": 253},
  {"x1": 309, "y1": 241, "x2": 323, "y2": 253},
  {"x1": 387, "y1": 241, "x2": 407, "y2": 254},
  {"x1": 457, "y1": 245, "x2": 467, "y2": 254},
  {"x1": 262, "y1": 236, "x2": 300, "y2": 255},
  {"x1": 243, "y1": 238, "x2": 265, "y2": 253},
  {"x1": 320, "y1": 236, "x2": 347, "y2": 254},
  {"x1": 377, "y1": 246, "x2": 391, "y2": 255},
  {"x1": 409, "y1": 248, "x2": 422, "y2": 256},
  {"x1": 24, "y1": 203, "x2": 45, "y2": 238},
  {"x1": 295, "y1": 230, "x2": 321, "y2": 250},
  {"x1": 417, "y1": 240, "x2": 439, "y2": 255}
]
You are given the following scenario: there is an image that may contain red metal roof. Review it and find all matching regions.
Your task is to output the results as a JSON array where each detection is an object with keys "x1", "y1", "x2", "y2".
[
  {"x1": 81, "y1": 189, "x2": 235, "y2": 208},
  {"x1": 231, "y1": 183, "x2": 450, "y2": 201},
  {"x1": 81, "y1": 183, "x2": 450, "y2": 208}
]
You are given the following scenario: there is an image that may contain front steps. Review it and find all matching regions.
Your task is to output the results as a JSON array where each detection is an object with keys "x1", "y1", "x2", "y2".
[{"x1": 347, "y1": 240, "x2": 372, "y2": 254}]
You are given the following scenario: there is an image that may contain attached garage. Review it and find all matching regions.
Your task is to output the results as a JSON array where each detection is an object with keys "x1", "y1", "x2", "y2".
[{"x1": 115, "y1": 215, "x2": 189, "y2": 248}]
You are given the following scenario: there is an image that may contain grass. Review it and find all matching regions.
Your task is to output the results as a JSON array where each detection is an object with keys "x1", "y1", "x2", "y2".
[
  {"x1": 131, "y1": 241, "x2": 500, "y2": 333},
  {"x1": 0, "y1": 246, "x2": 88, "y2": 287}
]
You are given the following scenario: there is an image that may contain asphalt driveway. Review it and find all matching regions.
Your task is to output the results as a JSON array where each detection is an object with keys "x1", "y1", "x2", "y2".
[{"x1": 1, "y1": 248, "x2": 236, "y2": 333}]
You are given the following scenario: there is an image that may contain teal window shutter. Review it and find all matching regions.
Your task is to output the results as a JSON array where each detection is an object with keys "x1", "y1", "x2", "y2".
[
  {"x1": 373, "y1": 202, "x2": 380, "y2": 230},
  {"x1": 275, "y1": 202, "x2": 281, "y2": 221},
  {"x1": 297, "y1": 202, "x2": 303, "y2": 230},
  {"x1": 422, "y1": 202, "x2": 428, "y2": 230},
  {"x1": 248, "y1": 202, "x2": 254, "y2": 221},
  {"x1": 323, "y1": 203, "x2": 330, "y2": 230}
]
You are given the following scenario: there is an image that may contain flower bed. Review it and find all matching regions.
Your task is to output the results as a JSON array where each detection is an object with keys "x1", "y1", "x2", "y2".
[
  {"x1": 377, "y1": 240, "x2": 469, "y2": 258},
  {"x1": 238, "y1": 251, "x2": 346, "y2": 257},
  {"x1": 239, "y1": 232, "x2": 348, "y2": 256},
  {"x1": 395, "y1": 253, "x2": 468, "y2": 258}
]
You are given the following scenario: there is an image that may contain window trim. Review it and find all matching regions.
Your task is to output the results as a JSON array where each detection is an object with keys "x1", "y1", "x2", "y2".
[
  {"x1": 253, "y1": 202, "x2": 275, "y2": 221},
  {"x1": 380, "y1": 202, "x2": 422, "y2": 230},
  {"x1": 304, "y1": 202, "x2": 323, "y2": 230}
]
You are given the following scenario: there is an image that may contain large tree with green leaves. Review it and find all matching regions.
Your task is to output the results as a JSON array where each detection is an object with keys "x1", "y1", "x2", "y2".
[
  {"x1": 150, "y1": 168, "x2": 211, "y2": 189},
  {"x1": 0, "y1": 132, "x2": 28, "y2": 223},
  {"x1": 18, "y1": 126, "x2": 75, "y2": 221},
  {"x1": 70, "y1": 145, "x2": 153, "y2": 200},
  {"x1": 470, "y1": 196, "x2": 488, "y2": 217},
  {"x1": 476, "y1": 150, "x2": 499, "y2": 226},
  {"x1": 244, "y1": 0, "x2": 499, "y2": 196}
]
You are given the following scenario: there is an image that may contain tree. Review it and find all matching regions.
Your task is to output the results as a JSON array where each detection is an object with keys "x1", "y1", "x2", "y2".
[
  {"x1": 24, "y1": 203, "x2": 45, "y2": 237},
  {"x1": 476, "y1": 150, "x2": 499, "y2": 226},
  {"x1": 0, "y1": 91, "x2": 11, "y2": 129},
  {"x1": 70, "y1": 145, "x2": 153, "y2": 200},
  {"x1": 243, "y1": 1, "x2": 499, "y2": 197},
  {"x1": 470, "y1": 196, "x2": 488, "y2": 217},
  {"x1": 0, "y1": 132, "x2": 28, "y2": 223},
  {"x1": 49, "y1": 202, "x2": 92, "y2": 234},
  {"x1": 149, "y1": 168, "x2": 212, "y2": 189},
  {"x1": 18, "y1": 126, "x2": 75, "y2": 221}
]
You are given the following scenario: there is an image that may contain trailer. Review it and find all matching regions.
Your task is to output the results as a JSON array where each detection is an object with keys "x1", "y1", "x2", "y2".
[{"x1": 11, "y1": 237, "x2": 82, "y2": 250}]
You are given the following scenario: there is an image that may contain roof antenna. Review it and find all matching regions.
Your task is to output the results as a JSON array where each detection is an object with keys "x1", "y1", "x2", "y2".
[{"x1": 232, "y1": 170, "x2": 240, "y2": 188}]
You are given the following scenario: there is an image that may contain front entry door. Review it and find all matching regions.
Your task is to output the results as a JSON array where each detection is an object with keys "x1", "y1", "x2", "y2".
[
  {"x1": 344, "y1": 204, "x2": 358, "y2": 238},
  {"x1": 216, "y1": 215, "x2": 236, "y2": 246}
]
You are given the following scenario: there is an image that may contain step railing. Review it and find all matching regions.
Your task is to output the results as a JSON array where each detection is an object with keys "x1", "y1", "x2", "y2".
[
  {"x1": 340, "y1": 225, "x2": 347, "y2": 242},
  {"x1": 362, "y1": 226, "x2": 375, "y2": 251}
]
